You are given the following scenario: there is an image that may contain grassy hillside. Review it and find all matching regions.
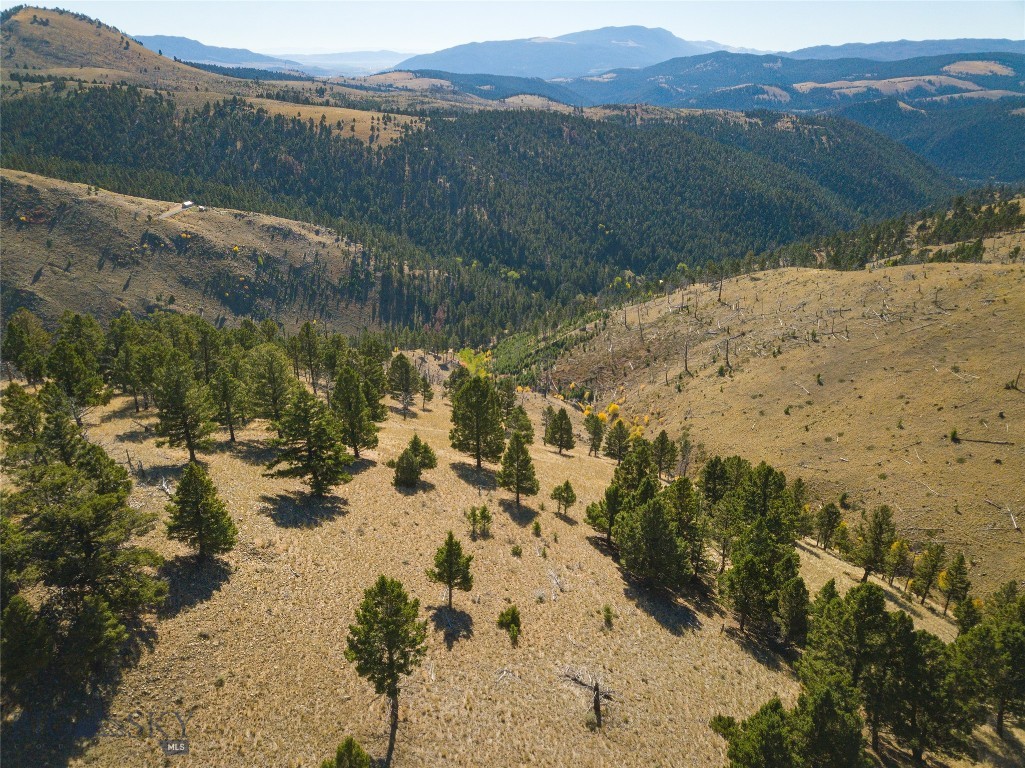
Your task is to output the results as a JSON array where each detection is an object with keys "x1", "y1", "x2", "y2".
[
  {"x1": 9, "y1": 382, "x2": 1018, "y2": 768},
  {"x1": 0, "y1": 169, "x2": 376, "y2": 334},
  {"x1": 539, "y1": 262, "x2": 1025, "y2": 595}
]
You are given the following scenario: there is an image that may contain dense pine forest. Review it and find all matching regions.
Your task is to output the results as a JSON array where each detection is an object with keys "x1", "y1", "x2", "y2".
[{"x1": 1, "y1": 86, "x2": 956, "y2": 343}]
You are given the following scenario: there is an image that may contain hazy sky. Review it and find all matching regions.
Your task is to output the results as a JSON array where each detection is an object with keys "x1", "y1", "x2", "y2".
[{"x1": 10, "y1": 1, "x2": 1024, "y2": 54}]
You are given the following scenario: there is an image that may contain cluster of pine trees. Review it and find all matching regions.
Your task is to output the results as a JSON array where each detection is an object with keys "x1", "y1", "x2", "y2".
[
  {"x1": 712, "y1": 577, "x2": 1025, "y2": 765},
  {"x1": 0, "y1": 306, "x2": 423, "y2": 695}
]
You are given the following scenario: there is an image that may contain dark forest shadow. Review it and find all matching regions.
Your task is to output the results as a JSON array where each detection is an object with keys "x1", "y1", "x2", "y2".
[
  {"x1": 622, "y1": 578, "x2": 701, "y2": 636},
  {"x1": 429, "y1": 606, "x2": 475, "y2": 650},
  {"x1": 499, "y1": 497, "x2": 537, "y2": 527},
  {"x1": 450, "y1": 461, "x2": 496, "y2": 491},
  {"x1": 260, "y1": 491, "x2": 348, "y2": 528},
  {"x1": 157, "y1": 555, "x2": 232, "y2": 619}
]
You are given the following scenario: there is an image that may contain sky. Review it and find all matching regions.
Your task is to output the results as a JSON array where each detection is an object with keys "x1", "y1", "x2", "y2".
[{"x1": 7, "y1": 1, "x2": 1023, "y2": 54}]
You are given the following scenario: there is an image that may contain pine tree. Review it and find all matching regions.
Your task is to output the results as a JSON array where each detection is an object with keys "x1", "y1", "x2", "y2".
[
  {"x1": 267, "y1": 389, "x2": 352, "y2": 496},
  {"x1": 47, "y1": 337, "x2": 106, "y2": 426},
  {"x1": 166, "y1": 462, "x2": 237, "y2": 559},
  {"x1": 247, "y1": 343, "x2": 295, "y2": 436},
  {"x1": 853, "y1": 505, "x2": 897, "y2": 582},
  {"x1": 2, "y1": 307, "x2": 50, "y2": 384},
  {"x1": 912, "y1": 542, "x2": 946, "y2": 605},
  {"x1": 540, "y1": 405, "x2": 556, "y2": 445},
  {"x1": 210, "y1": 363, "x2": 249, "y2": 442},
  {"x1": 710, "y1": 699, "x2": 793, "y2": 768},
  {"x1": 786, "y1": 687, "x2": 867, "y2": 768},
  {"x1": 602, "y1": 418, "x2": 630, "y2": 463},
  {"x1": 615, "y1": 497, "x2": 687, "y2": 590},
  {"x1": 426, "y1": 531, "x2": 473, "y2": 609},
  {"x1": 449, "y1": 376, "x2": 505, "y2": 469},
  {"x1": 940, "y1": 552, "x2": 971, "y2": 615},
  {"x1": 345, "y1": 576, "x2": 427, "y2": 765},
  {"x1": 775, "y1": 576, "x2": 810, "y2": 646},
  {"x1": 815, "y1": 502, "x2": 842, "y2": 549},
  {"x1": 419, "y1": 374, "x2": 434, "y2": 409},
  {"x1": 585, "y1": 483, "x2": 625, "y2": 546},
  {"x1": 550, "y1": 480, "x2": 577, "y2": 515},
  {"x1": 583, "y1": 411, "x2": 605, "y2": 456},
  {"x1": 393, "y1": 434, "x2": 437, "y2": 489},
  {"x1": 884, "y1": 538, "x2": 913, "y2": 587},
  {"x1": 496, "y1": 377, "x2": 517, "y2": 419},
  {"x1": 154, "y1": 352, "x2": 217, "y2": 462},
  {"x1": 387, "y1": 353, "x2": 417, "y2": 418},
  {"x1": 332, "y1": 364, "x2": 378, "y2": 458},
  {"x1": 506, "y1": 404, "x2": 534, "y2": 443},
  {"x1": 394, "y1": 447, "x2": 422, "y2": 488},
  {"x1": 320, "y1": 736, "x2": 371, "y2": 768},
  {"x1": 297, "y1": 321, "x2": 322, "y2": 393},
  {"x1": 550, "y1": 407, "x2": 575, "y2": 454},
  {"x1": 496, "y1": 431, "x2": 539, "y2": 508},
  {"x1": 652, "y1": 430, "x2": 678, "y2": 479}
]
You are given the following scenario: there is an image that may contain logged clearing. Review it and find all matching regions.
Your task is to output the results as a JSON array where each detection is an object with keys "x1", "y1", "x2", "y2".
[
  {"x1": 10, "y1": 381, "x2": 1018, "y2": 768},
  {"x1": 0, "y1": 169, "x2": 375, "y2": 333},
  {"x1": 552, "y1": 263, "x2": 1025, "y2": 596}
]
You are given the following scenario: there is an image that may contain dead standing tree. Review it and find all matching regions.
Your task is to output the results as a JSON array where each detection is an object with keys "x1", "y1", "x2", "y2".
[{"x1": 563, "y1": 669, "x2": 615, "y2": 729}]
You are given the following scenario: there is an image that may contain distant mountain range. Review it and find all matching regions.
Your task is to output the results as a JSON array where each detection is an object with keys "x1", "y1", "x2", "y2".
[
  {"x1": 137, "y1": 28, "x2": 1024, "y2": 81},
  {"x1": 394, "y1": 26, "x2": 761, "y2": 79},
  {"x1": 134, "y1": 35, "x2": 406, "y2": 76},
  {"x1": 787, "y1": 38, "x2": 1025, "y2": 61}
]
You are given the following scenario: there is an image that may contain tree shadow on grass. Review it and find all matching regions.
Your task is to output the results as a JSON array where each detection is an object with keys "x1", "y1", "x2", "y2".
[
  {"x1": 450, "y1": 461, "x2": 496, "y2": 492},
  {"x1": 99, "y1": 397, "x2": 145, "y2": 423},
  {"x1": 722, "y1": 626, "x2": 789, "y2": 672},
  {"x1": 345, "y1": 457, "x2": 377, "y2": 477},
  {"x1": 622, "y1": 578, "x2": 701, "y2": 636},
  {"x1": 0, "y1": 623, "x2": 158, "y2": 768},
  {"x1": 387, "y1": 404, "x2": 418, "y2": 420},
  {"x1": 429, "y1": 605, "x2": 475, "y2": 650},
  {"x1": 394, "y1": 480, "x2": 437, "y2": 496},
  {"x1": 1, "y1": 677, "x2": 112, "y2": 768},
  {"x1": 554, "y1": 510, "x2": 578, "y2": 526},
  {"x1": 499, "y1": 497, "x2": 537, "y2": 527},
  {"x1": 157, "y1": 555, "x2": 232, "y2": 619},
  {"x1": 206, "y1": 437, "x2": 276, "y2": 465},
  {"x1": 259, "y1": 491, "x2": 348, "y2": 528}
]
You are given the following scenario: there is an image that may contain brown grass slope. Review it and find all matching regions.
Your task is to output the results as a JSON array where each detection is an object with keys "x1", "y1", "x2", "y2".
[
  {"x1": 0, "y1": 169, "x2": 377, "y2": 334},
  {"x1": 1, "y1": 6, "x2": 419, "y2": 143},
  {"x1": 8, "y1": 386, "x2": 1020, "y2": 768},
  {"x1": 552, "y1": 262, "x2": 1025, "y2": 596}
]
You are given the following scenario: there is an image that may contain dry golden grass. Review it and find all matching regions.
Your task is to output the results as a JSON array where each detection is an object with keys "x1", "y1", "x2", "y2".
[
  {"x1": 554, "y1": 263, "x2": 1025, "y2": 596},
  {"x1": 16, "y1": 376, "x2": 1008, "y2": 768},
  {"x1": 793, "y1": 75, "x2": 983, "y2": 96},
  {"x1": 942, "y1": 61, "x2": 1016, "y2": 77},
  {"x1": 0, "y1": 169, "x2": 372, "y2": 333}
]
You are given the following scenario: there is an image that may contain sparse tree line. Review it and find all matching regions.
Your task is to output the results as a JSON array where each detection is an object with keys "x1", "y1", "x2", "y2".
[{"x1": 0, "y1": 306, "x2": 570, "y2": 708}]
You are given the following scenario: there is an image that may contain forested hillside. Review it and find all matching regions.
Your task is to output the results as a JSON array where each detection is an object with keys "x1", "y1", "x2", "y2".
[{"x1": 1, "y1": 87, "x2": 955, "y2": 342}]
